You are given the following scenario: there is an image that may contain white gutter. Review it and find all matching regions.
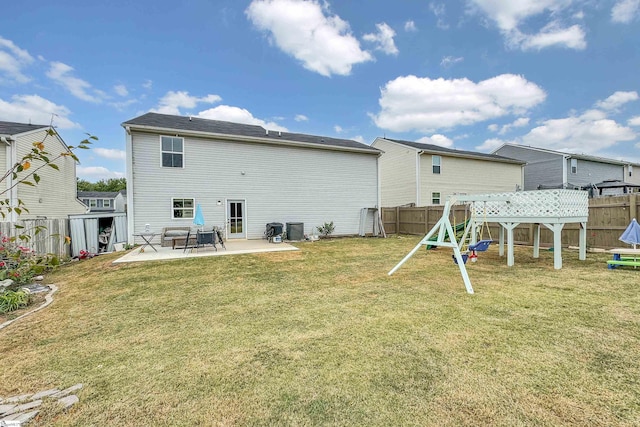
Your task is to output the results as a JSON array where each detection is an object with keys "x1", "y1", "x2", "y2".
[{"x1": 123, "y1": 124, "x2": 380, "y2": 155}]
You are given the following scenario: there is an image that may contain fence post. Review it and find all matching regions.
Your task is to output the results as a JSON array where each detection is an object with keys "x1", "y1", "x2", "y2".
[
  {"x1": 631, "y1": 194, "x2": 637, "y2": 221},
  {"x1": 395, "y1": 206, "x2": 400, "y2": 234},
  {"x1": 424, "y1": 207, "x2": 429, "y2": 234}
]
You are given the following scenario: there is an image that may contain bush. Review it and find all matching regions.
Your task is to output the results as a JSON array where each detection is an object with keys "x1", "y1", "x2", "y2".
[
  {"x1": 0, "y1": 234, "x2": 60, "y2": 285},
  {"x1": 0, "y1": 289, "x2": 30, "y2": 314},
  {"x1": 316, "y1": 221, "x2": 335, "y2": 237}
]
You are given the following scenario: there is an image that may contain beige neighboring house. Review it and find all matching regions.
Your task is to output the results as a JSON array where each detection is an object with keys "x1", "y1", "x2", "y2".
[
  {"x1": 0, "y1": 121, "x2": 87, "y2": 221},
  {"x1": 372, "y1": 137, "x2": 525, "y2": 207}
]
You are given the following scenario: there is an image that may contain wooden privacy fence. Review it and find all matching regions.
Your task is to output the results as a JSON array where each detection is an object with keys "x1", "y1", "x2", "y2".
[
  {"x1": 382, "y1": 194, "x2": 639, "y2": 249},
  {"x1": 0, "y1": 219, "x2": 71, "y2": 258}
]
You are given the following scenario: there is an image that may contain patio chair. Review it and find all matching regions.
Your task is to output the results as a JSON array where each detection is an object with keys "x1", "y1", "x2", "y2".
[
  {"x1": 195, "y1": 229, "x2": 217, "y2": 252},
  {"x1": 182, "y1": 229, "x2": 198, "y2": 253}
]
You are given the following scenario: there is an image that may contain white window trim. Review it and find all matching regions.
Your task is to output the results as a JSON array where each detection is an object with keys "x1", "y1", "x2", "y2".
[
  {"x1": 431, "y1": 192, "x2": 441, "y2": 205},
  {"x1": 103, "y1": 199, "x2": 111, "y2": 207},
  {"x1": 89, "y1": 199, "x2": 97, "y2": 207},
  {"x1": 160, "y1": 135, "x2": 185, "y2": 168},
  {"x1": 432, "y1": 155, "x2": 441, "y2": 174},
  {"x1": 171, "y1": 197, "x2": 195, "y2": 219}
]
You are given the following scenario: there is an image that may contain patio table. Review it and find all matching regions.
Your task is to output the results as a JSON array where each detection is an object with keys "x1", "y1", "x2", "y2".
[{"x1": 134, "y1": 232, "x2": 159, "y2": 252}]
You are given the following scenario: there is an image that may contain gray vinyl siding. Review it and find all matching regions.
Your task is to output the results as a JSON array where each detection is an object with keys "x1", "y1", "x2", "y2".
[
  {"x1": 12, "y1": 129, "x2": 86, "y2": 219},
  {"x1": 494, "y1": 145, "x2": 564, "y2": 190},
  {"x1": 567, "y1": 158, "x2": 623, "y2": 187},
  {"x1": 371, "y1": 138, "x2": 417, "y2": 207},
  {"x1": 130, "y1": 131, "x2": 378, "y2": 242}
]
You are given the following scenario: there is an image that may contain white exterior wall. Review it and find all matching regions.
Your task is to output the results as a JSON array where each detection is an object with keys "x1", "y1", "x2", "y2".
[
  {"x1": 129, "y1": 131, "x2": 379, "y2": 242},
  {"x1": 372, "y1": 138, "x2": 417, "y2": 207},
  {"x1": 8, "y1": 129, "x2": 86, "y2": 220},
  {"x1": 420, "y1": 155, "x2": 523, "y2": 205}
]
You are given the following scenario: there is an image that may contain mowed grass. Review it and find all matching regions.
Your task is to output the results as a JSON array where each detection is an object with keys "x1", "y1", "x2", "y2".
[{"x1": 1, "y1": 236, "x2": 640, "y2": 426}]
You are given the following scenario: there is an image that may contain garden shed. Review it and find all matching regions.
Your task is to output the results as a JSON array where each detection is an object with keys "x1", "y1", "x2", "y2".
[{"x1": 69, "y1": 212, "x2": 128, "y2": 257}]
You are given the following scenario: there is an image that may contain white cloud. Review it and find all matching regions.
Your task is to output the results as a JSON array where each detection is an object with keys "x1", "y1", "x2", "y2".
[
  {"x1": 468, "y1": 0, "x2": 587, "y2": 51},
  {"x1": 245, "y1": 0, "x2": 373, "y2": 76},
  {"x1": 476, "y1": 138, "x2": 507, "y2": 151},
  {"x1": 114, "y1": 84, "x2": 129, "y2": 97},
  {"x1": 46, "y1": 62, "x2": 103, "y2": 103},
  {"x1": 595, "y1": 91, "x2": 639, "y2": 110},
  {"x1": 0, "y1": 36, "x2": 34, "y2": 84},
  {"x1": 152, "y1": 91, "x2": 222, "y2": 115},
  {"x1": 497, "y1": 117, "x2": 530, "y2": 134},
  {"x1": 440, "y1": 56, "x2": 464, "y2": 67},
  {"x1": 142, "y1": 80, "x2": 153, "y2": 90},
  {"x1": 372, "y1": 74, "x2": 546, "y2": 132},
  {"x1": 0, "y1": 94, "x2": 79, "y2": 129},
  {"x1": 417, "y1": 134, "x2": 454, "y2": 148},
  {"x1": 334, "y1": 125, "x2": 343, "y2": 133},
  {"x1": 518, "y1": 22, "x2": 586, "y2": 51},
  {"x1": 294, "y1": 114, "x2": 308, "y2": 122},
  {"x1": 94, "y1": 147, "x2": 126, "y2": 160},
  {"x1": 487, "y1": 124, "x2": 499, "y2": 132},
  {"x1": 479, "y1": 111, "x2": 636, "y2": 154},
  {"x1": 404, "y1": 20, "x2": 417, "y2": 32},
  {"x1": 363, "y1": 22, "x2": 399, "y2": 55},
  {"x1": 612, "y1": 0, "x2": 640, "y2": 23},
  {"x1": 77, "y1": 166, "x2": 125, "y2": 181},
  {"x1": 430, "y1": 3, "x2": 449, "y2": 29},
  {"x1": 196, "y1": 105, "x2": 288, "y2": 132},
  {"x1": 351, "y1": 135, "x2": 365, "y2": 144},
  {"x1": 628, "y1": 116, "x2": 640, "y2": 126}
]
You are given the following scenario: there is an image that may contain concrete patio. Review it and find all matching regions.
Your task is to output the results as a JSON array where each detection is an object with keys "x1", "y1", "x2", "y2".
[{"x1": 112, "y1": 239, "x2": 299, "y2": 264}]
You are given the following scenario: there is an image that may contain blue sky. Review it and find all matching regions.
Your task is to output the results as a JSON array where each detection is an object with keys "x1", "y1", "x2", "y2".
[{"x1": 1, "y1": 0, "x2": 639, "y2": 182}]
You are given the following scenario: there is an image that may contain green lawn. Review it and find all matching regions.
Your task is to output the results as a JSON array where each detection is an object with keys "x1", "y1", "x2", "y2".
[{"x1": 1, "y1": 236, "x2": 639, "y2": 426}]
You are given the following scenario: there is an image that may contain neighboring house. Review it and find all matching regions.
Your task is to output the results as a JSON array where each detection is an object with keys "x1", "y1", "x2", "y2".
[
  {"x1": 0, "y1": 120, "x2": 87, "y2": 221},
  {"x1": 78, "y1": 190, "x2": 127, "y2": 213},
  {"x1": 493, "y1": 143, "x2": 640, "y2": 191},
  {"x1": 122, "y1": 112, "x2": 381, "y2": 244},
  {"x1": 372, "y1": 137, "x2": 524, "y2": 207},
  {"x1": 586, "y1": 180, "x2": 640, "y2": 197}
]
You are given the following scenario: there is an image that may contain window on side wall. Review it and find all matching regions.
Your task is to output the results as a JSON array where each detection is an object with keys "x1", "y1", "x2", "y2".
[
  {"x1": 432, "y1": 192, "x2": 441, "y2": 205},
  {"x1": 172, "y1": 198, "x2": 195, "y2": 219},
  {"x1": 432, "y1": 155, "x2": 441, "y2": 174},
  {"x1": 629, "y1": 165, "x2": 633, "y2": 177},
  {"x1": 161, "y1": 136, "x2": 184, "y2": 168},
  {"x1": 570, "y1": 158, "x2": 577, "y2": 174}
]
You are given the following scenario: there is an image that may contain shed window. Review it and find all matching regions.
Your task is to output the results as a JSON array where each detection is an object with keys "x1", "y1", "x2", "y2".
[
  {"x1": 432, "y1": 156, "x2": 441, "y2": 174},
  {"x1": 432, "y1": 192, "x2": 441, "y2": 205},
  {"x1": 161, "y1": 136, "x2": 184, "y2": 168},
  {"x1": 570, "y1": 158, "x2": 578, "y2": 174},
  {"x1": 103, "y1": 199, "x2": 111, "y2": 208},
  {"x1": 172, "y1": 198, "x2": 194, "y2": 219}
]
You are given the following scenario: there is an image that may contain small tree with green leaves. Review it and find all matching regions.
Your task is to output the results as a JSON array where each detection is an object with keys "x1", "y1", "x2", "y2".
[{"x1": 0, "y1": 125, "x2": 95, "y2": 243}]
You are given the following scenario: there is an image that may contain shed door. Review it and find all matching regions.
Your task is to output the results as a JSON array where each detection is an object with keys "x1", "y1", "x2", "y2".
[{"x1": 227, "y1": 200, "x2": 246, "y2": 239}]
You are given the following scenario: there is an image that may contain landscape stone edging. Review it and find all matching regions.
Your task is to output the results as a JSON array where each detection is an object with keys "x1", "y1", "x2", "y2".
[
  {"x1": 0, "y1": 285, "x2": 58, "y2": 331},
  {"x1": 0, "y1": 384, "x2": 82, "y2": 427}
]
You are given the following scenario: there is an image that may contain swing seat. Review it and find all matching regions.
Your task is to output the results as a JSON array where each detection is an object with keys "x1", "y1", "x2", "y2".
[{"x1": 468, "y1": 239, "x2": 492, "y2": 252}]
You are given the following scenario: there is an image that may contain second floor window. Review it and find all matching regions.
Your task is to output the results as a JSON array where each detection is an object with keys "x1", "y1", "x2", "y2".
[
  {"x1": 432, "y1": 155, "x2": 441, "y2": 174},
  {"x1": 161, "y1": 136, "x2": 184, "y2": 168}
]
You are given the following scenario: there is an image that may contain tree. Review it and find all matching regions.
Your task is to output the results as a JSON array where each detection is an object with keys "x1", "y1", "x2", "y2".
[
  {"x1": 1, "y1": 125, "x2": 95, "y2": 242},
  {"x1": 77, "y1": 177, "x2": 126, "y2": 192}
]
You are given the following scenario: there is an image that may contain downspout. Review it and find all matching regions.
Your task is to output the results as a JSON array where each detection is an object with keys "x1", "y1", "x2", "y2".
[
  {"x1": 125, "y1": 126, "x2": 135, "y2": 245},
  {"x1": 416, "y1": 150, "x2": 423, "y2": 206},
  {"x1": 562, "y1": 155, "x2": 569, "y2": 189},
  {"x1": 376, "y1": 152, "x2": 382, "y2": 209}
]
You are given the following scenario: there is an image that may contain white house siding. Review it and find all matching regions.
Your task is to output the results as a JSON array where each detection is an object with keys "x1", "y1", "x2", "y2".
[
  {"x1": 129, "y1": 131, "x2": 379, "y2": 242},
  {"x1": 420, "y1": 155, "x2": 522, "y2": 205},
  {"x1": 625, "y1": 165, "x2": 640, "y2": 185},
  {"x1": 10, "y1": 129, "x2": 86, "y2": 220},
  {"x1": 371, "y1": 138, "x2": 417, "y2": 207}
]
